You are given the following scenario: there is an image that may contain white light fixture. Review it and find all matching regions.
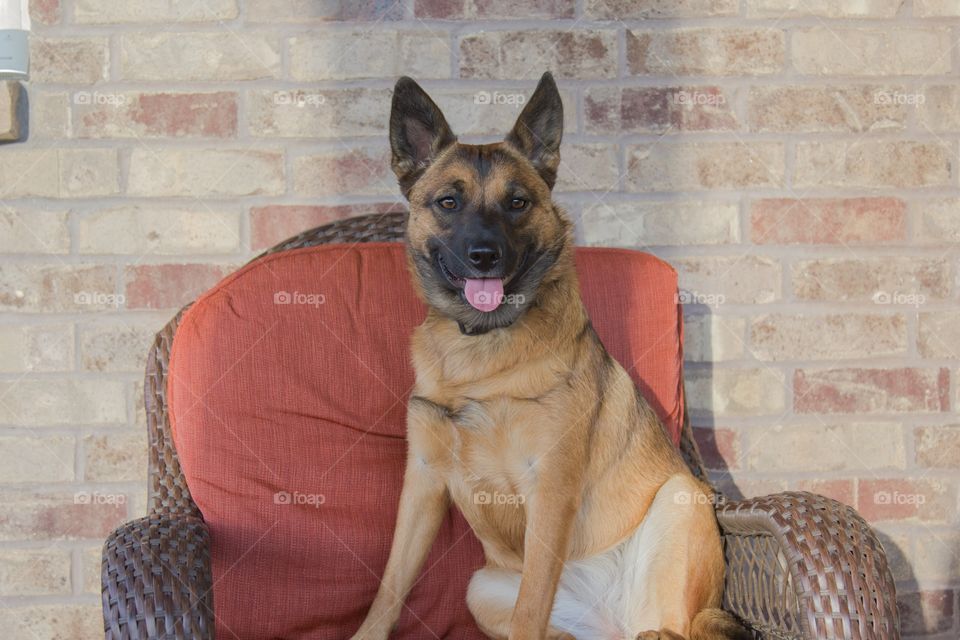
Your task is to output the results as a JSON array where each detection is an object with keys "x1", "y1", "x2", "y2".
[{"x1": 0, "y1": 0, "x2": 30, "y2": 80}]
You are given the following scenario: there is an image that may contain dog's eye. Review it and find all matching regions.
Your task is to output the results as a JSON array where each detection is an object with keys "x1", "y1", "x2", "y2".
[
  {"x1": 437, "y1": 197, "x2": 458, "y2": 210},
  {"x1": 509, "y1": 198, "x2": 528, "y2": 210}
]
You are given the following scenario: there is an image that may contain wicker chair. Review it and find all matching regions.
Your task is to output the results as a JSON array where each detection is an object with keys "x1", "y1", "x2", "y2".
[{"x1": 102, "y1": 212, "x2": 899, "y2": 640}]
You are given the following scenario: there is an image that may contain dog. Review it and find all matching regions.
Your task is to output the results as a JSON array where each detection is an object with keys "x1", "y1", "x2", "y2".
[{"x1": 350, "y1": 73, "x2": 750, "y2": 640}]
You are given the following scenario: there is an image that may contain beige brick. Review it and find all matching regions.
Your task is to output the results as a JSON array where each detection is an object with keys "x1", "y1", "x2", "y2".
[
  {"x1": 82, "y1": 546, "x2": 100, "y2": 594},
  {"x1": 751, "y1": 197, "x2": 906, "y2": 245},
  {"x1": 29, "y1": 91, "x2": 71, "y2": 139},
  {"x1": 919, "y1": 313, "x2": 960, "y2": 359},
  {"x1": 79, "y1": 321, "x2": 160, "y2": 372},
  {"x1": 249, "y1": 0, "x2": 403, "y2": 21},
  {"x1": 0, "y1": 436, "x2": 75, "y2": 482},
  {"x1": 127, "y1": 149, "x2": 284, "y2": 197},
  {"x1": 120, "y1": 33, "x2": 281, "y2": 81},
  {"x1": 0, "y1": 379, "x2": 126, "y2": 426},
  {"x1": 793, "y1": 27, "x2": 951, "y2": 76},
  {"x1": 674, "y1": 256, "x2": 782, "y2": 304},
  {"x1": 0, "y1": 604, "x2": 102, "y2": 639},
  {"x1": 0, "y1": 81, "x2": 20, "y2": 141},
  {"x1": 74, "y1": 91, "x2": 238, "y2": 139},
  {"x1": 460, "y1": 30, "x2": 617, "y2": 79},
  {"x1": 84, "y1": 433, "x2": 147, "y2": 482},
  {"x1": 78, "y1": 207, "x2": 240, "y2": 255},
  {"x1": 291, "y1": 31, "x2": 450, "y2": 81},
  {"x1": 683, "y1": 315, "x2": 746, "y2": 362},
  {"x1": 918, "y1": 85, "x2": 960, "y2": 131},
  {"x1": 747, "y1": 0, "x2": 903, "y2": 16},
  {"x1": 0, "y1": 324, "x2": 74, "y2": 373},
  {"x1": 292, "y1": 146, "x2": 394, "y2": 197},
  {"x1": 748, "y1": 86, "x2": 907, "y2": 133},
  {"x1": 0, "y1": 549, "x2": 71, "y2": 596},
  {"x1": 556, "y1": 143, "x2": 618, "y2": 192},
  {"x1": 626, "y1": 28, "x2": 785, "y2": 76},
  {"x1": 60, "y1": 149, "x2": 120, "y2": 197},
  {"x1": 76, "y1": 0, "x2": 238, "y2": 22},
  {"x1": 586, "y1": 0, "x2": 737, "y2": 18},
  {"x1": 581, "y1": 201, "x2": 739, "y2": 247},
  {"x1": 0, "y1": 150, "x2": 59, "y2": 198},
  {"x1": 585, "y1": 86, "x2": 739, "y2": 134},
  {"x1": 750, "y1": 314, "x2": 907, "y2": 361},
  {"x1": 0, "y1": 210, "x2": 69, "y2": 254},
  {"x1": 0, "y1": 264, "x2": 118, "y2": 313},
  {"x1": 914, "y1": 198, "x2": 960, "y2": 245},
  {"x1": 687, "y1": 368, "x2": 786, "y2": 416},
  {"x1": 795, "y1": 141, "x2": 952, "y2": 189},
  {"x1": 793, "y1": 257, "x2": 950, "y2": 302},
  {"x1": 910, "y1": 530, "x2": 960, "y2": 584},
  {"x1": 627, "y1": 142, "x2": 784, "y2": 192},
  {"x1": 30, "y1": 37, "x2": 108, "y2": 84},
  {"x1": 915, "y1": 0, "x2": 960, "y2": 16},
  {"x1": 249, "y1": 88, "x2": 389, "y2": 138},
  {"x1": 747, "y1": 423, "x2": 905, "y2": 472},
  {"x1": 914, "y1": 425, "x2": 960, "y2": 468}
]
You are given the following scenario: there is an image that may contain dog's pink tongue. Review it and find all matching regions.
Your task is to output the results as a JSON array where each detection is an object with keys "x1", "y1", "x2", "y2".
[{"x1": 463, "y1": 278, "x2": 504, "y2": 313}]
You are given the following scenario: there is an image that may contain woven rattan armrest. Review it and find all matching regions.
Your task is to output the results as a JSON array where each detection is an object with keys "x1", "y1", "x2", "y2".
[
  {"x1": 102, "y1": 514, "x2": 214, "y2": 640},
  {"x1": 717, "y1": 491, "x2": 898, "y2": 640}
]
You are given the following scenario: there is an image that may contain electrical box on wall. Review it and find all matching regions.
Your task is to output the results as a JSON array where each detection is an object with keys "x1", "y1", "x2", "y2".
[{"x1": 0, "y1": 0, "x2": 30, "y2": 80}]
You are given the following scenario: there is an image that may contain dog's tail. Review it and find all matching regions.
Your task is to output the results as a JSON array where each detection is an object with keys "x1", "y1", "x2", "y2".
[{"x1": 689, "y1": 608, "x2": 753, "y2": 640}]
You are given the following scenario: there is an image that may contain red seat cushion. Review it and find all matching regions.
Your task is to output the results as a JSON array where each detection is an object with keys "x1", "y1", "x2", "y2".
[{"x1": 169, "y1": 242, "x2": 684, "y2": 640}]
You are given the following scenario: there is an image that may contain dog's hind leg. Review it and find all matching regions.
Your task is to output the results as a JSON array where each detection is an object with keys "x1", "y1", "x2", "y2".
[{"x1": 467, "y1": 566, "x2": 625, "y2": 640}]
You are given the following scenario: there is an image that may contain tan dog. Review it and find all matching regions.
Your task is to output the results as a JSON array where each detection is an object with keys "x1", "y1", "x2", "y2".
[{"x1": 351, "y1": 73, "x2": 750, "y2": 640}]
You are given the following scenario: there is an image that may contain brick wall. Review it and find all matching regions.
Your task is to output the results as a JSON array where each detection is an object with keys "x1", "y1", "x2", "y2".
[{"x1": 2, "y1": 0, "x2": 958, "y2": 637}]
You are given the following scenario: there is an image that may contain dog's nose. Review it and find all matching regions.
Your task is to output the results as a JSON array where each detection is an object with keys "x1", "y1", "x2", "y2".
[{"x1": 467, "y1": 243, "x2": 501, "y2": 272}]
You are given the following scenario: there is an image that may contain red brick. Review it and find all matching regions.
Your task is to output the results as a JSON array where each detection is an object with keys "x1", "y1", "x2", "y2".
[
  {"x1": 899, "y1": 590, "x2": 955, "y2": 635},
  {"x1": 692, "y1": 427, "x2": 739, "y2": 471},
  {"x1": 750, "y1": 198, "x2": 906, "y2": 244},
  {"x1": 76, "y1": 91, "x2": 238, "y2": 139},
  {"x1": 0, "y1": 492, "x2": 126, "y2": 541},
  {"x1": 124, "y1": 264, "x2": 232, "y2": 310},
  {"x1": 795, "y1": 368, "x2": 949, "y2": 414},
  {"x1": 416, "y1": 0, "x2": 574, "y2": 18},
  {"x1": 585, "y1": 86, "x2": 738, "y2": 134},
  {"x1": 30, "y1": 0, "x2": 61, "y2": 24},
  {"x1": 250, "y1": 203, "x2": 402, "y2": 251},
  {"x1": 797, "y1": 479, "x2": 855, "y2": 508},
  {"x1": 858, "y1": 478, "x2": 954, "y2": 523}
]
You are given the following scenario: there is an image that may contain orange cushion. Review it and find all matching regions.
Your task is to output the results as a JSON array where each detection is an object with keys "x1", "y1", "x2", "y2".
[{"x1": 169, "y1": 242, "x2": 684, "y2": 640}]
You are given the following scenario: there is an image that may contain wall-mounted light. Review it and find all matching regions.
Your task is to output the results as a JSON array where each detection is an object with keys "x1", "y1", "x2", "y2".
[{"x1": 0, "y1": 0, "x2": 29, "y2": 80}]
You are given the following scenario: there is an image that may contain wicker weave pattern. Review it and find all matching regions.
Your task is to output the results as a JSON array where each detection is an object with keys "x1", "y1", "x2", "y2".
[
  {"x1": 718, "y1": 492, "x2": 899, "y2": 640},
  {"x1": 102, "y1": 515, "x2": 214, "y2": 639},
  {"x1": 104, "y1": 213, "x2": 899, "y2": 639}
]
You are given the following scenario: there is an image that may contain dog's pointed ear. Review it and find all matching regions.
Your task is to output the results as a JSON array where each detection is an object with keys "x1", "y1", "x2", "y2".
[
  {"x1": 390, "y1": 77, "x2": 456, "y2": 197},
  {"x1": 505, "y1": 72, "x2": 563, "y2": 189}
]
